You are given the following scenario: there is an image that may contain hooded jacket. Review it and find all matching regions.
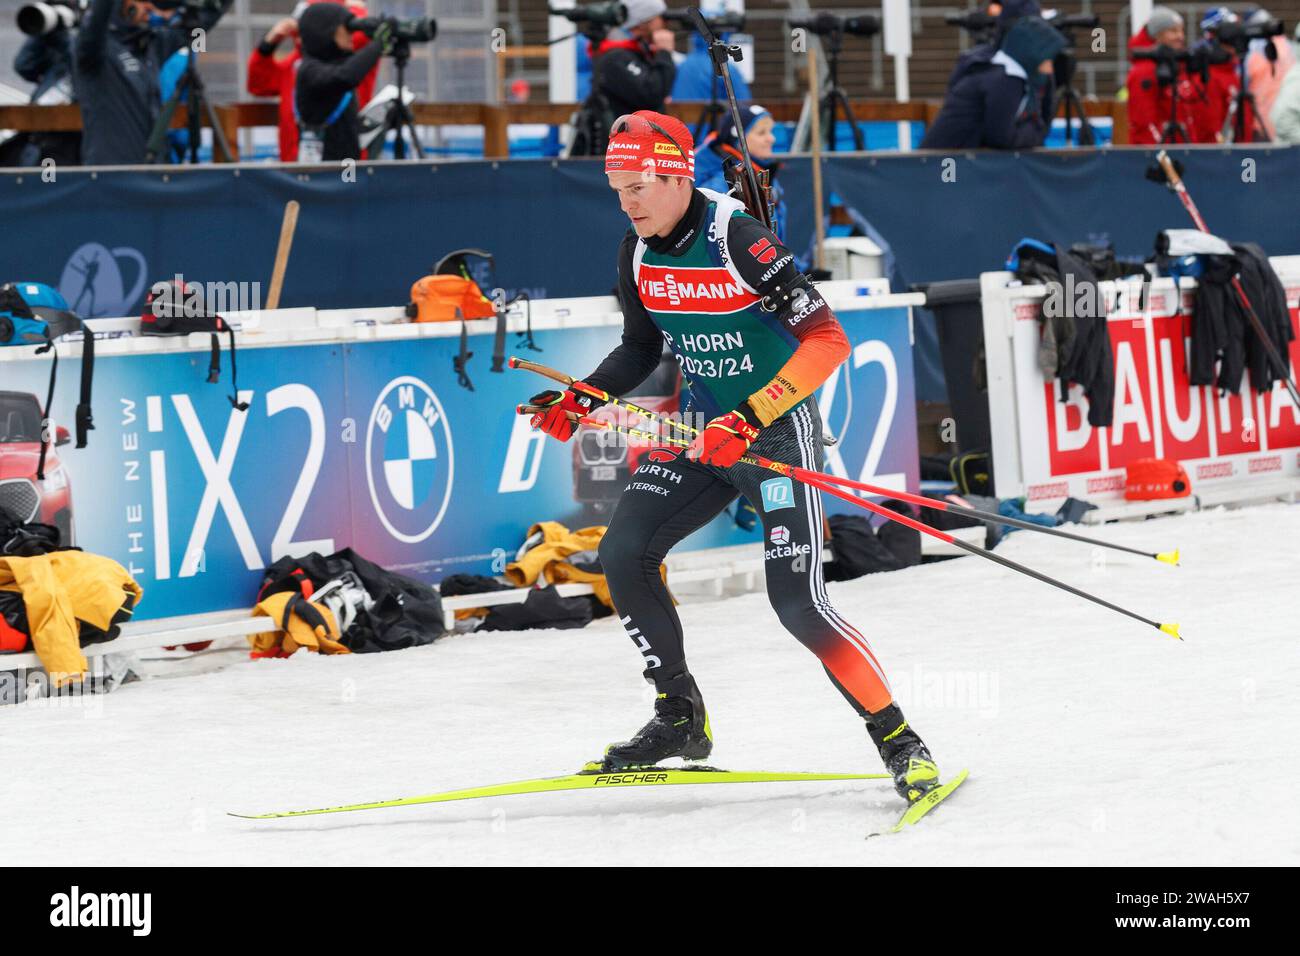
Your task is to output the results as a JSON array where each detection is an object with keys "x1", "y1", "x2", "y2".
[
  {"x1": 294, "y1": 1, "x2": 384, "y2": 161},
  {"x1": 921, "y1": 16, "x2": 1063, "y2": 149},
  {"x1": 73, "y1": 0, "x2": 232, "y2": 165},
  {"x1": 247, "y1": 1, "x2": 378, "y2": 161}
]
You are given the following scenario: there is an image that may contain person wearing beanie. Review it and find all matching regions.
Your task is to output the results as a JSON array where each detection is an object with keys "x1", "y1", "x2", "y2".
[
  {"x1": 1124, "y1": 6, "x2": 1209, "y2": 143},
  {"x1": 694, "y1": 105, "x2": 788, "y2": 242},
  {"x1": 294, "y1": 1, "x2": 390, "y2": 161},
  {"x1": 1192, "y1": 7, "x2": 1267, "y2": 141},
  {"x1": 920, "y1": 15, "x2": 1066, "y2": 149},
  {"x1": 526, "y1": 110, "x2": 949, "y2": 808},
  {"x1": 247, "y1": 1, "x2": 378, "y2": 161},
  {"x1": 582, "y1": 0, "x2": 677, "y2": 151}
]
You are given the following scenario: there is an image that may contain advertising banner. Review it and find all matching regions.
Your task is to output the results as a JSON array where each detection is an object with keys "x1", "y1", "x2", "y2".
[
  {"x1": 982, "y1": 259, "x2": 1300, "y2": 504},
  {"x1": 0, "y1": 294, "x2": 917, "y2": 619}
]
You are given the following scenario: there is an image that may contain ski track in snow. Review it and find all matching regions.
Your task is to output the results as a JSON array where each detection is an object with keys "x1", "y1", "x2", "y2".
[{"x1": 4, "y1": 503, "x2": 1298, "y2": 865}]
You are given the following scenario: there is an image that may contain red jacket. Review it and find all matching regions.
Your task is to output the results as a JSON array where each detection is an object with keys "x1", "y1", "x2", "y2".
[
  {"x1": 1126, "y1": 28, "x2": 1206, "y2": 144},
  {"x1": 247, "y1": 30, "x2": 378, "y2": 161},
  {"x1": 1201, "y1": 52, "x2": 1259, "y2": 142}
]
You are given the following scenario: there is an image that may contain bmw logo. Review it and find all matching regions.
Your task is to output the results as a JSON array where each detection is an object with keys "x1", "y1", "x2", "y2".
[{"x1": 365, "y1": 376, "x2": 455, "y2": 544}]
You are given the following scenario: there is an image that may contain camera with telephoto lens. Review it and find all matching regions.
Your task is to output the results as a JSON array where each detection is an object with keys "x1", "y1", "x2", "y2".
[
  {"x1": 151, "y1": 0, "x2": 228, "y2": 13},
  {"x1": 16, "y1": 0, "x2": 86, "y2": 37},
  {"x1": 1132, "y1": 41, "x2": 1231, "y2": 85},
  {"x1": 945, "y1": 10, "x2": 995, "y2": 44},
  {"x1": 789, "y1": 11, "x2": 880, "y2": 39},
  {"x1": 549, "y1": 3, "x2": 627, "y2": 28},
  {"x1": 1042, "y1": 11, "x2": 1101, "y2": 34},
  {"x1": 1211, "y1": 16, "x2": 1285, "y2": 54},
  {"x1": 348, "y1": 13, "x2": 438, "y2": 44},
  {"x1": 663, "y1": 8, "x2": 745, "y2": 32}
]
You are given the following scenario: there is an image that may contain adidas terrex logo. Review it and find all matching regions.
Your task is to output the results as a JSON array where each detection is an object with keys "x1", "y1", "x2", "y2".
[{"x1": 50, "y1": 886, "x2": 151, "y2": 936}]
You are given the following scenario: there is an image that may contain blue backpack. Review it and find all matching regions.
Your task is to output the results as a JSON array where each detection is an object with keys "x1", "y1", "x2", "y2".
[{"x1": 0, "y1": 282, "x2": 94, "y2": 479}]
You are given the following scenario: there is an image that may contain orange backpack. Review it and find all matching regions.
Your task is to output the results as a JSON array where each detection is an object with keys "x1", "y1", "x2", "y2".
[{"x1": 408, "y1": 274, "x2": 496, "y2": 324}]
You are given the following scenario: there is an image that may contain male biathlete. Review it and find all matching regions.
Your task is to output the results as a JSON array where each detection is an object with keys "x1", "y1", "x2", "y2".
[{"x1": 527, "y1": 111, "x2": 941, "y2": 803}]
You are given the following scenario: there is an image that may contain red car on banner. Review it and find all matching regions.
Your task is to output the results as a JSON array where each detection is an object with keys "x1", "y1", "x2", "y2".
[{"x1": 0, "y1": 390, "x2": 75, "y2": 544}]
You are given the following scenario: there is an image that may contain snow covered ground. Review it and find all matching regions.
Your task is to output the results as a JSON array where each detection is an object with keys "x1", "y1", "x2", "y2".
[{"x1": 3, "y1": 503, "x2": 1298, "y2": 866}]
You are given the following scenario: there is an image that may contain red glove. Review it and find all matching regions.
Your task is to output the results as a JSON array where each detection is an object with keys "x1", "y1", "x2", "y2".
[
  {"x1": 688, "y1": 405, "x2": 761, "y2": 467},
  {"x1": 528, "y1": 388, "x2": 606, "y2": 442}
]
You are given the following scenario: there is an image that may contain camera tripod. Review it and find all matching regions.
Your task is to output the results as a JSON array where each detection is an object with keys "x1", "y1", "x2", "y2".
[
  {"x1": 144, "y1": 20, "x2": 233, "y2": 164},
  {"x1": 1224, "y1": 55, "x2": 1271, "y2": 143},
  {"x1": 692, "y1": 81, "x2": 729, "y2": 144},
  {"x1": 1053, "y1": 50, "x2": 1097, "y2": 146},
  {"x1": 1156, "y1": 69, "x2": 1193, "y2": 144},
  {"x1": 793, "y1": 29, "x2": 863, "y2": 152},
  {"x1": 366, "y1": 40, "x2": 424, "y2": 159}
]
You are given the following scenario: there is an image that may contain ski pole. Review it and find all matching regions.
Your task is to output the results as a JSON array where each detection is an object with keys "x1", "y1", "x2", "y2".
[
  {"x1": 509, "y1": 356, "x2": 700, "y2": 439},
  {"x1": 782, "y1": 469, "x2": 1179, "y2": 566},
  {"x1": 513, "y1": 357, "x2": 1178, "y2": 564},
  {"x1": 1152, "y1": 150, "x2": 1300, "y2": 407},
  {"x1": 797, "y1": 469, "x2": 1182, "y2": 640},
  {"x1": 514, "y1": 405, "x2": 1181, "y2": 639}
]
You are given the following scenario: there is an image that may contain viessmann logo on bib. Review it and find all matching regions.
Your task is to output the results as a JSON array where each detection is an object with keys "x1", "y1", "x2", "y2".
[
  {"x1": 638, "y1": 264, "x2": 758, "y2": 314},
  {"x1": 366, "y1": 376, "x2": 455, "y2": 544}
]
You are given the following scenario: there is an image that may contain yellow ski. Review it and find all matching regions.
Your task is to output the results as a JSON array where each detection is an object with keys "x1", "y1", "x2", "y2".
[
  {"x1": 870, "y1": 768, "x2": 970, "y2": 837},
  {"x1": 230, "y1": 767, "x2": 892, "y2": 820}
]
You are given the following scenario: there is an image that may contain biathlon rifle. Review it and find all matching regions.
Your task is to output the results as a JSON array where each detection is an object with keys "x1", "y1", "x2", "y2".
[{"x1": 685, "y1": 6, "x2": 773, "y2": 231}]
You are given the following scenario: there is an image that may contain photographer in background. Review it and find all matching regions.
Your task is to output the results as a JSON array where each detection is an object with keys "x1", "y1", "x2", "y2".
[
  {"x1": 920, "y1": 15, "x2": 1066, "y2": 149},
  {"x1": 1125, "y1": 6, "x2": 1204, "y2": 144},
  {"x1": 248, "y1": 0, "x2": 378, "y2": 161},
  {"x1": 4, "y1": 6, "x2": 81, "y2": 166},
  {"x1": 73, "y1": 0, "x2": 232, "y2": 165},
  {"x1": 1245, "y1": 8, "x2": 1295, "y2": 139},
  {"x1": 1270, "y1": 23, "x2": 1300, "y2": 141},
  {"x1": 1192, "y1": 7, "x2": 1257, "y2": 141},
  {"x1": 591, "y1": 0, "x2": 676, "y2": 127},
  {"x1": 294, "y1": 1, "x2": 389, "y2": 162}
]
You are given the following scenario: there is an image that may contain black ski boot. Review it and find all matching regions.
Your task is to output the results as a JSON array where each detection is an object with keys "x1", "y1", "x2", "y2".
[
  {"x1": 596, "y1": 672, "x2": 712, "y2": 771},
  {"x1": 866, "y1": 703, "x2": 940, "y2": 802}
]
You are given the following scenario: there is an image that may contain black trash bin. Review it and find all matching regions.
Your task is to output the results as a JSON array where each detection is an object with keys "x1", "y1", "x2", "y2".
[{"x1": 913, "y1": 278, "x2": 990, "y2": 456}]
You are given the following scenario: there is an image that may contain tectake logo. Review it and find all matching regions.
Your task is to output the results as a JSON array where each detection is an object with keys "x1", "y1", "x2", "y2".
[
  {"x1": 366, "y1": 376, "x2": 455, "y2": 544},
  {"x1": 769, "y1": 525, "x2": 790, "y2": 545}
]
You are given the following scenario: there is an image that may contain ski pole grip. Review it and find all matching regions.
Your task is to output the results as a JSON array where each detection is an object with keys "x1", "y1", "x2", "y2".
[{"x1": 507, "y1": 355, "x2": 573, "y2": 386}]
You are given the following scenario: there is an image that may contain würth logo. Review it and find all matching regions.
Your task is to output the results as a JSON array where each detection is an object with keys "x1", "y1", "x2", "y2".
[
  {"x1": 50, "y1": 886, "x2": 151, "y2": 936},
  {"x1": 647, "y1": 448, "x2": 680, "y2": 462},
  {"x1": 748, "y1": 237, "x2": 778, "y2": 264}
]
